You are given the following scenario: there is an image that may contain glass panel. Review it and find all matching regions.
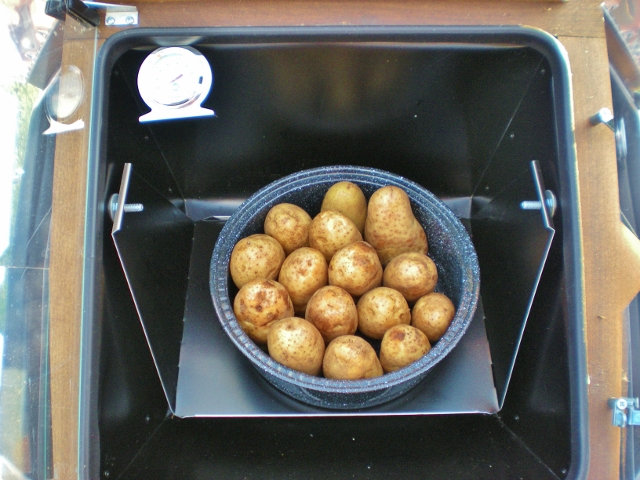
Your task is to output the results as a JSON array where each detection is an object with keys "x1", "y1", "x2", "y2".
[{"x1": 0, "y1": 0, "x2": 98, "y2": 477}]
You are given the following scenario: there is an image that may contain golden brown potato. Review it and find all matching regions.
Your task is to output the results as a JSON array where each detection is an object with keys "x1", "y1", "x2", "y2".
[
  {"x1": 383, "y1": 252, "x2": 438, "y2": 303},
  {"x1": 278, "y1": 247, "x2": 328, "y2": 314},
  {"x1": 309, "y1": 210, "x2": 363, "y2": 262},
  {"x1": 364, "y1": 186, "x2": 428, "y2": 266},
  {"x1": 322, "y1": 335, "x2": 383, "y2": 380},
  {"x1": 305, "y1": 285, "x2": 358, "y2": 343},
  {"x1": 229, "y1": 234, "x2": 286, "y2": 289},
  {"x1": 233, "y1": 279, "x2": 294, "y2": 344},
  {"x1": 380, "y1": 324, "x2": 431, "y2": 373},
  {"x1": 267, "y1": 317, "x2": 325, "y2": 376},
  {"x1": 264, "y1": 203, "x2": 313, "y2": 255},
  {"x1": 356, "y1": 287, "x2": 411, "y2": 339},
  {"x1": 328, "y1": 241, "x2": 383, "y2": 297},
  {"x1": 321, "y1": 181, "x2": 367, "y2": 234},
  {"x1": 411, "y1": 292, "x2": 456, "y2": 343}
]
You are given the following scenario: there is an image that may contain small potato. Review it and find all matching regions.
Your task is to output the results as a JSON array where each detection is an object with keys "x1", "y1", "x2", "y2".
[
  {"x1": 357, "y1": 287, "x2": 411, "y2": 339},
  {"x1": 267, "y1": 317, "x2": 325, "y2": 376},
  {"x1": 278, "y1": 247, "x2": 328, "y2": 314},
  {"x1": 380, "y1": 324, "x2": 431, "y2": 373},
  {"x1": 309, "y1": 210, "x2": 363, "y2": 262},
  {"x1": 229, "y1": 234, "x2": 286, "y2": 289},
  {"x1": 323, "y1": 335, "x2": 383, "y2": 380},
  {"x1": 321, "y1": 181, "x2": 367, "y2": 234},
  {"x1": 383, "y1": 252, "x2": 438, "y2": 303},
  {"x1": 264, "y1": 203, "x2": 313, "y2": 255},
  {"x1": 364, "y1": 185, "x2": 428, "y2": 266},
  {"x1": 411, "y1": 292, "x2": 456, "y2": 343},
  {"x1": 233, "y1": 279, "x2": 294, "y2": 344},
  {"x1": 328, "y1": 241, "x2": 383, "y2": 297},
  {"x1": 305, "y1": 285, "x2": 358, "y2": 343}
]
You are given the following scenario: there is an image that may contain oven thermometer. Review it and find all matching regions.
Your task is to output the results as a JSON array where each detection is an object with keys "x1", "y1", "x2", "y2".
[{"x1": 137, "y1": 46, "x2": 214, "y2": 123}]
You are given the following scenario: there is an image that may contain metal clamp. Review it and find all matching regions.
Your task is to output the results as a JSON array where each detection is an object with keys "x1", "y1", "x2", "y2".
[
  {"x1": 608, "y1": 397, "x2": 640, "y2": 427},
  {"x1": 590, "y1": 107, "x2": 627, "y2": 163}
]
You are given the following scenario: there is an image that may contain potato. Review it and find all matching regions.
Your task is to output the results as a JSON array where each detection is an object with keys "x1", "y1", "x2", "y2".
[
  {"x1": 309, "y1": 210, "x2": 363, "y2": 262},
  {"x1": 321, "y1": 181, "x2": 367, "y2": 234},
  {"x1": 380, "y1": 324, "x2": 431, "y2": 373},
  {"x1": 328, "y1": 241, "x2": 383, "y2": 297},
  {"x1": 411, "y1": 292, "x2": 456, "y2": 342},
  {"x1": 322, "y1": 335, "x2": 383, "y2": 380},
  {"x1": 233, "y1": 279, "x2": 294, "y2": 344},
  {"x1": 383, "y1": 252, "x2": 438, "y2": 303},
  {"x1": 364, "y1": 186, "x2": 428, "y2": 266},
  {"x1": 305, "y1": 285, "x2": 358, "y2": 343},
  {"x1": 229, "y1": 234, "x2": 286, "y2": 289},
  {"x1": 267, "y1": 317, "x2": 325, "y2": 376},
  {"x1": 357, "y1": 287, "x2": 411, "y2": 339},
  {"x1": 264, "y1": 203, "x2": 313, "y2": 255},
  {"x1": 278, "y1": 247, "x2": 328, "y2": 314}
]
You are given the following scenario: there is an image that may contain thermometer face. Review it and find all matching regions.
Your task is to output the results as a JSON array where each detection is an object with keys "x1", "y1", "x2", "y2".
[{"x1": 138, "y1": 46, "x2": 213, "y2": 110}]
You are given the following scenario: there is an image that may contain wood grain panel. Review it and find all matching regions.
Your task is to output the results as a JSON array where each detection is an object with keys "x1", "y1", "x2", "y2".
[
  {"x1": 559, "y1": 34, "x2": 636, "y2": 480},
  {"x1": 49, "y1": 18, "x2": 98, "y2": 480},
  {"x1": 97, "y1": 0, "x2": 604, "y2": 38}
]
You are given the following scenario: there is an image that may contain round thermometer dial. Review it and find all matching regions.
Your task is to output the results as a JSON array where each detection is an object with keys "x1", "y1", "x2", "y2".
[{"x1": 137, "y1": 46, "x2": 214, "y2": 121}]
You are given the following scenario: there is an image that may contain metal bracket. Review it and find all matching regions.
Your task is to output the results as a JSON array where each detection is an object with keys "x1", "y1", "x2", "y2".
[
  {"x1": 608, "y1": 397, "x2": 640, "y2": 427},
  {"x1": 590, "y1": 107, "x2": 627, "y2": 164},
  {"x1": 45, "y1": 0, "x2": 138, "y2": 26},
  {"x1": 85, "y1": 1, "x2": 138, "y2": 26}
]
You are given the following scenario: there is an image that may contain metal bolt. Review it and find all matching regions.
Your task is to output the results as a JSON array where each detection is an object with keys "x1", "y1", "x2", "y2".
[
  {"x1": 520, "y1": 189, "x2": 557, "y2": 217},
  {"x1": 109, "y1": 193, "x2": 144, "y2": 220},
  {"x1": 105, "y1": 16, "x2": 115, "y2": 25},
  {"x1": 125, "y1": 15, "x2": 134, "y2": 24}
]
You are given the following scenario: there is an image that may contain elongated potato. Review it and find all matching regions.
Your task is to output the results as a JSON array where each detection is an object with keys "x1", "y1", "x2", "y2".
[
  {"x1": 380, "y1": 324, "x2": 431, "y2": 373},
  {"x1": 357, "y1": 287, "x2": 411, "y2": 339},
  {"x1": 328, "y1": 241, "x2": 382, "y2": 297},
  {"x1": 233, "y1": 279, "x2": 294, "y2": 344},
  {"x1": 305, "y1": 285, "x2": 358, "y2": 343},
  {"x1": 229, "y1": 234, "x2": 286, "y2": 289},
  {"x1": 309, "y1": 210, "x2": 362, "y2": 262},
  {"x1": 383, "y1": 252, "x2": 438, "y2": 302},
  {"x1": 278, "y1": 247, "x2": 328, "y2": 314},
  {"x1": 364, "y1": 186, "x2": 428, "y2": 266},
  {"x1": 323, "y1": 335, "x2": 383, "y2": 380},
  {"x1": 264, "y1": 203, "x2": 312, "y2": 255},
  {"x1": 321, "y1": 181, "x2": 367, "y2": 234},
  {"x1": 267, "y1": 317, "x2": 325, "y2": 376}
]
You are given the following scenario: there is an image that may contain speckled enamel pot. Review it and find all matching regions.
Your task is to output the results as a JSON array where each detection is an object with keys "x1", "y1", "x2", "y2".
[{"x1": 210, "y1": 166, "x2": 480, "y2": 410}]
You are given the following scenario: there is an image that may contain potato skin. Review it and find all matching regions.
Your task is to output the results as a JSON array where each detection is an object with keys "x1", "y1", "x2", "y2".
[
  {"x1": 357, "y1": 287, "x2": 411, "y2": 340},
  {"x1": 411, "y1": 292, "x2": 456, "y2": 342},
  {"x1": 364, "y1": 186, "x2": 428, "y2": 266},
  {"x1": 309, "y1": 210, "x2": 363, "y2": 262},
  {"x1": 278, "y1": 247, "x2": 328, "y2": 314},
  {"x1": 322, "y1": 335, "x2": 383, "y2": 380},
  {"x1": 380, "y1": 324, "x2": 431, "y2": 373},
  {"x1": 305, "y1": 285, "x2": 358, "y2": 343},
  {"x1": 264, "y1": 203, "x2": 313, "y2": 255},
  {"x1": 321, "y1": 181, "x2": 367, "y2": 234},
  {"x1": 328, "y1": 241, "x2": 383, "y2": 297},
  {"x1": 229, "y1": 234, "x2": 286, "y2": 289},
  {"x1": 267, "y1": 317, "x2": 325, "y2": 376},
  {"x1": 383, "y1": 252, "x2": 438, "y2": 303},
  {"x1": 233, "y1": 279, "x2": 295, "y2": 344}
]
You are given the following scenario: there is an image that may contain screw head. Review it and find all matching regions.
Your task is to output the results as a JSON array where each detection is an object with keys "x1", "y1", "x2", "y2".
[
  {"x1": 105, "y1": 16, "x2": 115, "y2": 25},
  {"x1": 125, "y1": 15, "x2": 134, "y2": 24}
]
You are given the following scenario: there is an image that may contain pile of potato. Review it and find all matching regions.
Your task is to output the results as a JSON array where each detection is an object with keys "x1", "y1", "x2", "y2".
[{"x1": 229, "y1": 181, "x2": 456, "y2": 380}]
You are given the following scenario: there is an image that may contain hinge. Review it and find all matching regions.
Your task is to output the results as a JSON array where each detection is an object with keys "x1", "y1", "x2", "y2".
[
  {"x1": 45, "y1": 0, "x2": 138, "y2": 27},
  {"x1": 608, "y1": 397, "x2": 640, "y2": 427}
]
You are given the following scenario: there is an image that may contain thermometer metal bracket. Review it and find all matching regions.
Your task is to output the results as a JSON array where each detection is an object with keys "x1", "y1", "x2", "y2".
[{"x1": 139, "y1": 105, "x2": 215, "y2": 123}]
